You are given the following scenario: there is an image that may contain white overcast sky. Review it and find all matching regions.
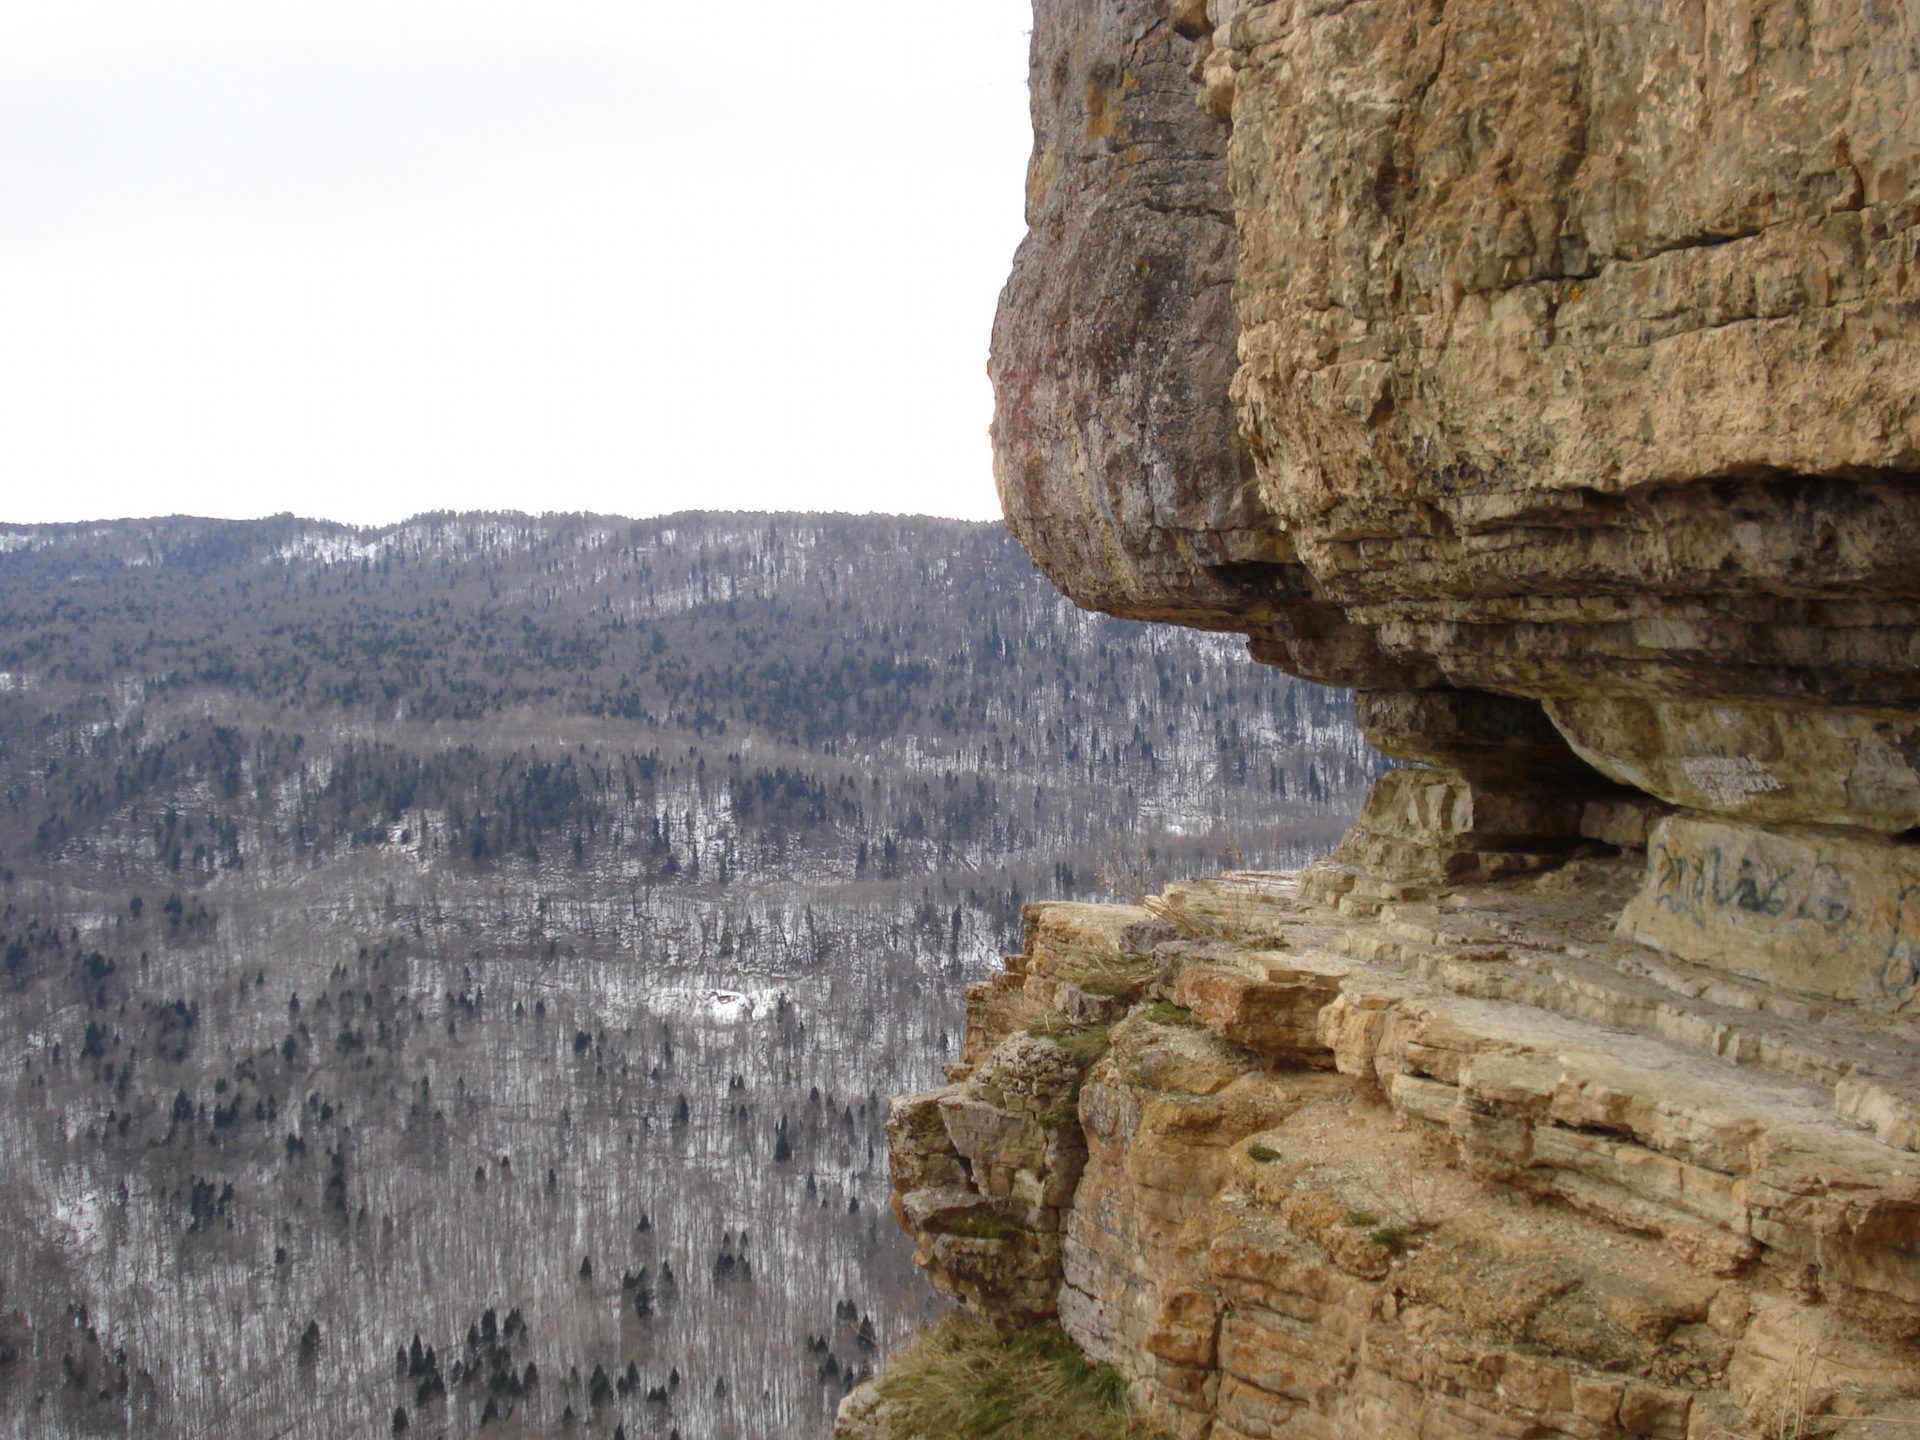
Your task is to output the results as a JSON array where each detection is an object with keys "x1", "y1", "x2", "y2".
[{"x1": 0, "y1": 2, "x2": 1036, "y2": 526}]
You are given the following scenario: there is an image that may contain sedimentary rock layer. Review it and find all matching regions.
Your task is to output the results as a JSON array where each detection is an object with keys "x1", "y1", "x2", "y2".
[
  {"x1": 990, "y1": 0, "x2": 1920, "y2": 829},
  {"x1": 855, "y1": 3, "x2": 1920, "y2": 1435},
  {"x1": 863, "y1": 873, "x2": 1920, "y2": 1438}
]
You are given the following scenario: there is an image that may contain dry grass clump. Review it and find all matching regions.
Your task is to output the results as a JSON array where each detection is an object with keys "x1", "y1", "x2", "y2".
[
  {"x1": 876, "y1": 1315, "x2": 1175, "y2": 1440},
  {"x1": 1697, "y1": 1343, "x2": 1920, "y2": 1440},
  {"x1": 1102, "y1": 845, "x2": 1296, "y2": 946},
  {"x1": 1099, "y1": 850, "x2": 1238, "y2": 944}
]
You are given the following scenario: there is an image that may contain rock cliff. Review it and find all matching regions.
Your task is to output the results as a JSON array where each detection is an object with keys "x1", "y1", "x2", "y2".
[
  {"x1": 993, "y1": 0, "x2": 1920, "y2": 842},
  {"x1": 845, "y1": 2, "x2": 1920, "y2": 1437}
]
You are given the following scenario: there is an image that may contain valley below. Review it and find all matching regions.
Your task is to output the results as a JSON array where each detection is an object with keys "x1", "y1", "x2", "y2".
[{"x1": 0, "y1": 512, "x2": 1379, "y2": 1438}]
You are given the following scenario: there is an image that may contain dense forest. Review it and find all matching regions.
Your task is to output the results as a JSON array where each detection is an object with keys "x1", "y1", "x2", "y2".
[{"x1": 0, "y1": 512, "x2": 1383, "y2": 1439}]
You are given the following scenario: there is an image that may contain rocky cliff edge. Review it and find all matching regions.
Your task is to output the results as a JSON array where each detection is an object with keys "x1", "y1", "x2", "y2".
[{"x1": 845, "y1": 2, "x2": 1920, "y2": 1437}]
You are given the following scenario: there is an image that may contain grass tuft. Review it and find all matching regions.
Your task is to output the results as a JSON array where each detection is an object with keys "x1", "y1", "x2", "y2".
[
  {"x1": 1247, "y1": 1144, "x2": 1281, "y2": 1164},
  {"x1": 1342, "y1": 1210, "x2": 1380, "y2": 1228},
  {"x1": 1369, "y1": 1226, "x2": 1412, "y2": 1255},
  {"x1": 1053, "y1": 1023, "x2": 1114, "y2": 1069},
  {"x1": 876, "y1": 1315, "x2": 1174, "y2": 1440},
  {"x1": 1139, "y1": 1000, "x2": 1199, "y2": 1028},
  {"x1": 929, "y1": 1210, "x2": 1033, "y2": 1242}
]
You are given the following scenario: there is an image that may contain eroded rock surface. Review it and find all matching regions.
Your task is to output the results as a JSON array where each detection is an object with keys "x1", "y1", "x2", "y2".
[
  {"x1": 848, "y1": 3, "x2": 1920, "y2": 1436},
  {"x1": 874, "y1": 880, "x2": 1920, "y2": 1439},
  {"x1": 991, "y1": 0, "x2": 1920, "y2": 839}
]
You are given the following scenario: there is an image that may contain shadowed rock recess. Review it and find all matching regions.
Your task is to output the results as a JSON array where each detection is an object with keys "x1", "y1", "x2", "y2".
[{"x1": 842, "y1": 1, "x2": 1920, "y2": 1436}]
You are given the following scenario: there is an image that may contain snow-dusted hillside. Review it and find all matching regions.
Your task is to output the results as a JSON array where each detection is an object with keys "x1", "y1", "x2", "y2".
[{"x1": 0, "y1": 513, "x2": 1382, "y2": 1438}]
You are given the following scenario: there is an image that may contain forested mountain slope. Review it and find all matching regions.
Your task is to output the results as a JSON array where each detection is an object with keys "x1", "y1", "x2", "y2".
[{"x1": 0, "y1": 512, "x2": 1381, "y2": 1439}]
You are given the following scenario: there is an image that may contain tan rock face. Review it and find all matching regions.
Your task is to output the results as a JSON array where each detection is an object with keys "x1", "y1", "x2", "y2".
[
  {"x1": 987, "y1": 0, "x2": 1243, "y2": 630},
  {"x1": 989, "y1": 0, "x2": 1436, "y2": 691},
  {"x1": 883, "y1": 6, "x2": 1920, "y2": 1438},
  {"x1": 990, "y1": 0, "x2": 1920, "y2": 831},
  {"x1": 872, "y1": 886, "x2": 1920, "y2": 1440},
  {"x1": 1619, "y1": 814, "x2": 1920, "y2": 1010},
  {"x1": 888, "y1": 1030, "x2": 1093, "y2": 1320}
]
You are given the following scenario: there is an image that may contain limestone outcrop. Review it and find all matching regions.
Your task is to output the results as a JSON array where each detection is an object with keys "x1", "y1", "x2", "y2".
[
  {"x1": 992, "y1": 0, "x2": 1920, "y2": 838},
  {"x1": 865, "y1": 874, "x2": 1920, "y2": 1438},
  {"x1": 845, "y1": 1, "x2": 1920, "y2": 1436}
]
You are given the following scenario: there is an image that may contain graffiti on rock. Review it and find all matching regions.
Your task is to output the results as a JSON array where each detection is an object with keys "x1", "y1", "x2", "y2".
[
  {"x1": 1649, "y1": 842, "x2": 1798, "y2": 925},
  {"x1": 1882, "y1": 885, "x2": 1920, "y2": 1004},
  {"x1": 1646, "y1": 838, "x2": 1920, "y2": 1003}
]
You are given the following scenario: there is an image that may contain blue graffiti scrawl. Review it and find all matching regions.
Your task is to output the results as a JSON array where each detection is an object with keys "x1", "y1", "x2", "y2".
[
  {"x1": 1641, "y1": 825, "x2": 1920, "y2": 1009},
  {"x1": 1882, "y1": 885, "x2": 1920, "y2": 1005},
  {"x1": 1794, "y1": 861, "x2": 1855, "y2": 929},
  {"x1": 1648, "y1": 841, "x2": 1795, "y2": 926}
]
